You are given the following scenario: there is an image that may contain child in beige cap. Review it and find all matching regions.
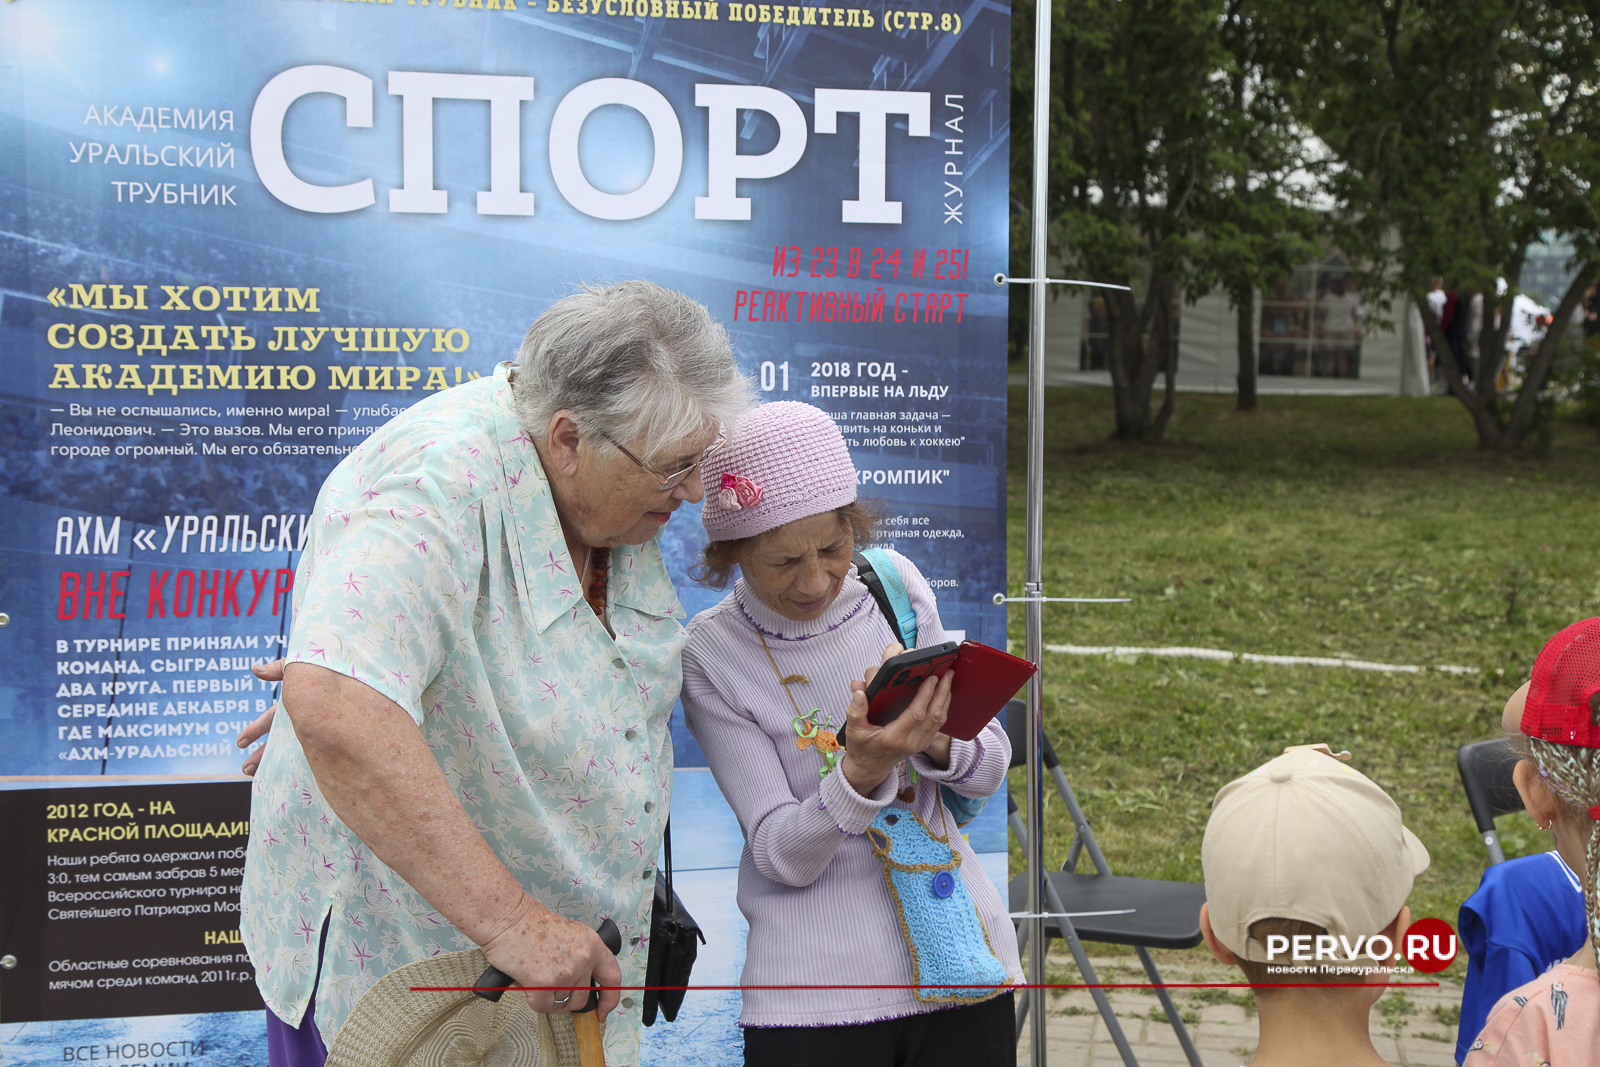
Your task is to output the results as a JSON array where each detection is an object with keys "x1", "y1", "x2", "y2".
[{"x1": 1199, "y1": 743, "x2": 1431, "y2": 1067}]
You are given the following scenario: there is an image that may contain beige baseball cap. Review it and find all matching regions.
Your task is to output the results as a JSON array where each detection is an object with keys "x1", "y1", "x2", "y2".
[{"x1": 1201, "y1": 743, "x2": 1431, "y2": 962}]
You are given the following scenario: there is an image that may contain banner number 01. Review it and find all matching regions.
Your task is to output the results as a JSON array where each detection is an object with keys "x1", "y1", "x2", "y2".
[{"x1": 760, "y1": 361, "x2": 790, "y2": 392}]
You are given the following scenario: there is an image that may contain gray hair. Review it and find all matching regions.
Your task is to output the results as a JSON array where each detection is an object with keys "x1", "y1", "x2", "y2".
[{"x1": 512, "y1": 281, "x2": 753, "y2": 463}]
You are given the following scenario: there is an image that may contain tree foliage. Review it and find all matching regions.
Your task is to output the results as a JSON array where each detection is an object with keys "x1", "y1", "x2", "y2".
[
  {"x1": 1189, "y1": 2, "x2": 1324, "y2": 412},
  {"x1": 1012, "y1": 0, "x2": 1600, "y2": 447},
  {"x1": 1011, "y1": 0, "x2": 1320, "y2": 438},
  {"x1": 1261, "y1": 0, "x2": 1600, "y2": 448}
]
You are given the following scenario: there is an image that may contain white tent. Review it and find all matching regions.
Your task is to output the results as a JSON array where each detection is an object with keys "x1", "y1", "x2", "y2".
[{"x1": 1043, "y1": 285, "x2": 1432, "y2": 397}]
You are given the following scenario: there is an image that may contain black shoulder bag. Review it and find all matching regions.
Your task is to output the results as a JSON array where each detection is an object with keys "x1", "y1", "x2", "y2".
[{"x1": 642, "y1": 821, "x2": 706, "y2": 1025}]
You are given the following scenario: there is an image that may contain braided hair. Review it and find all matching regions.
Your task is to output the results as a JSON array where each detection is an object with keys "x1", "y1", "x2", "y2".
[
  {"x1": 1517, "y1": 734, "x2": 1600, "y2": 956},
  {"x1": 1513, "y1": 618, "x2": 1600, "y2": 959}
]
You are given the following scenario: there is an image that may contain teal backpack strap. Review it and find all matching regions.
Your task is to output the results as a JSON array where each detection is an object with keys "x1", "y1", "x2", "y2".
[
  {"x1": 857, "y1": 547, "x2": 918, "y2": 649},
  {"x1": 854, "y1": 548, "x2": 985, "y2": 829},
  {"x1": 853, "y1": 550, "x2": 909, "y2": 649}
]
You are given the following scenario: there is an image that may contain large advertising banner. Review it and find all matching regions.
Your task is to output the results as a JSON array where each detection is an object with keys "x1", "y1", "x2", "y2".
[{"x1": 0, "y1": 0, "x2": 1010, "y2": 1060}]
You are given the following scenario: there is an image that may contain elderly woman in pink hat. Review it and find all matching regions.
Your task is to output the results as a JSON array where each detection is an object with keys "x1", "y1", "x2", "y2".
[{"x1": 682, "y1": 401, "x2": 1020, "y2": 1067}]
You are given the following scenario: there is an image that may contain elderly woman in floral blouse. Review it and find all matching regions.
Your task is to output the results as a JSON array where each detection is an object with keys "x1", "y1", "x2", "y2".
[{"x1": 237, "y1": 281, "x2": 751, "y2": 1067}]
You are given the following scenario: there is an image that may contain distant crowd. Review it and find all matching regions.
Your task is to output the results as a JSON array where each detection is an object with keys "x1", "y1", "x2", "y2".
[{"x1": 1424, "y1": 277, "x2": 1600, "y2": 393}]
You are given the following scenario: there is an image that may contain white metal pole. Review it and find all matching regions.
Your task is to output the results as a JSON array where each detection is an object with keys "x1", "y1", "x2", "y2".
[{"x1": 1024, "y1": 0, "x2": 1052, "y2": 1059}]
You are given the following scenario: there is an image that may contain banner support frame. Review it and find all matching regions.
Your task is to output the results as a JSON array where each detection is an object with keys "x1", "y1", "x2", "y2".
[{"x1": 1023, "y1": 0, "x2": 1053, "y2": 1058}]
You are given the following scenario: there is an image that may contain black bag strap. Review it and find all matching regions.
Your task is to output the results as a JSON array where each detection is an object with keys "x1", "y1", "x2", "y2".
[
  {"x1": 853, "y1": 552, "x2": 908, "y2": 650},
  {"x1": 662, "y1": 819, "x2": 673, "y2": 900}
]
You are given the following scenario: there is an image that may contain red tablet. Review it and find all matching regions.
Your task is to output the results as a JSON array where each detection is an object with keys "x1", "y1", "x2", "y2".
[
  {"x1": 861, "y1": 640, "x2": 1037, "y2": 742},
  {"x1": 943, "y1": 641, "x2": 1038, "y2": 741}
]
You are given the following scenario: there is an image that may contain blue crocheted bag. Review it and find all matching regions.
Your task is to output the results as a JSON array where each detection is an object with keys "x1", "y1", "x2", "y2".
[{"x1": 866, "y1": 806, "x2": 1012, "y2": 1004}]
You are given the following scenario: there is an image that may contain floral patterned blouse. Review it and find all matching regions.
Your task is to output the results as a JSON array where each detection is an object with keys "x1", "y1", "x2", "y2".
[
  {"x1": 1465, "y1": 963, "x2": 1600, "y2": 1066},
  {"x1": 240, "y1": 362, "x2": 687, "y2": 1067}
]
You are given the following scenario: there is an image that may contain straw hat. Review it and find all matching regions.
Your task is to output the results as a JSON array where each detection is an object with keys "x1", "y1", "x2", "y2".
[{"x1": 325, "y1": 948, "x2": 580, "y2": 1067}]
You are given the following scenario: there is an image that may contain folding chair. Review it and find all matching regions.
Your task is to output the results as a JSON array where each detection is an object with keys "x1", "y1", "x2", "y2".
[
  {"x1": 1456, "y1": 738, "x2": 1525, "y2": 864},
  {"x1": 1002, "y1": 700, "x2": 1207, "y2": 1067}
]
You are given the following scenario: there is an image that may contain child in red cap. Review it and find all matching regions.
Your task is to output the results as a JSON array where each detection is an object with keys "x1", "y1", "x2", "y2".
[{"x1": 1466, "y1": 618, "x2": 1600, "y2": 1064}]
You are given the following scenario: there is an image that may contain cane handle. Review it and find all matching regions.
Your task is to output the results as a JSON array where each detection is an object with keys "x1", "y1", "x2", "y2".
[{"x1": 473, "y1": 916, "x2": 621, "y2": 1065}]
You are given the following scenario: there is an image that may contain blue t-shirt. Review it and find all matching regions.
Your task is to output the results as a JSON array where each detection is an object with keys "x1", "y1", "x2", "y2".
[{"x1": 1456, "y1": 851, "x2": 1586, "y2": 1064}]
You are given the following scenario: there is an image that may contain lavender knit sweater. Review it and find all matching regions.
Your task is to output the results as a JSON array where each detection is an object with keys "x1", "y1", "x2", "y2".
[{"x1": 680, "y1": 549, "x2": 1022, "y2": 1028}]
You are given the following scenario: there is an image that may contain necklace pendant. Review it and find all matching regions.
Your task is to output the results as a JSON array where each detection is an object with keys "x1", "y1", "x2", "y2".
[{"x1": 897, "y1": 786, "x2": 916, "y2": 804}]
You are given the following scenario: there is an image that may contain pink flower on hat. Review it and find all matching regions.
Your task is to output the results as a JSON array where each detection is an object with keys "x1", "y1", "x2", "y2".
[{"x1": 719, "y1": 472, "x2": 763, "y2": 511}]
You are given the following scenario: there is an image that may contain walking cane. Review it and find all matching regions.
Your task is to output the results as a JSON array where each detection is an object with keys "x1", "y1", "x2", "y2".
[{"x1": 474, "y1": 918, "x2": 624, "y2": 1067}]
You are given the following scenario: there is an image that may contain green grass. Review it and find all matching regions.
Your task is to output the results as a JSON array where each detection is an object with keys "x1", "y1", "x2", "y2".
[
  {"x1": 1145, "y1": 1004, "x2": 1203, "y2": 1025},
  {"x1": 1187, "y1": 988, "x2": 1258, "y2": 1015},
  {"x1": 1005, "y1": 387, "x2": 1600, "y2": 972},
  {"x1": 1378, "y1": 990, "x2": 1418, "y2": 1029}
]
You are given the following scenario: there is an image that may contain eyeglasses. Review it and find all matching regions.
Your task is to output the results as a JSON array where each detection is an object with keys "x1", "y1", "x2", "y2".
[{"x1": 588, "y1": 423, "x2": 726, "y2": 492}]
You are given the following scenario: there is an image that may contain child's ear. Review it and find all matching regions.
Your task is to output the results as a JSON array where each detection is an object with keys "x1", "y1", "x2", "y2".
[
  {"x1": 1364, "y1": 904, "x2": 1414, "y2": 990},
  {"x1": 1513, "y1": 759, "x2": 1562, "y2": 831},
  {"x1": 1199, "y1": 903, "x2": 1237, "y2": 966},
  {"x1": 1382, "y1": 904, "x2": 1412, "y2": 951}
]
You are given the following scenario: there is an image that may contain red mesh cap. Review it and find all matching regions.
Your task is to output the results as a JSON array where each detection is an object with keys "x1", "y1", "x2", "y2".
[{"x1": 1522, "y1": 618, "x2": 1600, "y2": 748}]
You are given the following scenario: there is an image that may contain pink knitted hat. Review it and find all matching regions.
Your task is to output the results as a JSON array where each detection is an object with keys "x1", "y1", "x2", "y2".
[{"x1": 701, "y1": 401, "x2": 857, "y2": 542}]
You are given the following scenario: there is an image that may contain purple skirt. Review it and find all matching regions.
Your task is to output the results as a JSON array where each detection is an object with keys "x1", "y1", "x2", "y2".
[{"x1": 264, "y1": 918, "x2": 329, "y2": 1067}]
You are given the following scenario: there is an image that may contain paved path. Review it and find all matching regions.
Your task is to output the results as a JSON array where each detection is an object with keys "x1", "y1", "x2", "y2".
[{"x1": 1015, "y1": 954, "x2": 1463, "y2": 1066}]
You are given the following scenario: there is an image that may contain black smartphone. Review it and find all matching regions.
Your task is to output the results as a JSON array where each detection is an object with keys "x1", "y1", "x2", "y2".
[{"x1": 862, "y1": 642, "x2": 960, "y2": 727}]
